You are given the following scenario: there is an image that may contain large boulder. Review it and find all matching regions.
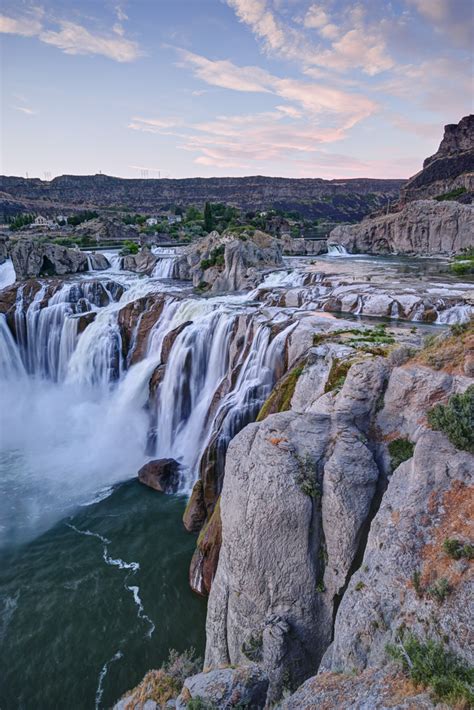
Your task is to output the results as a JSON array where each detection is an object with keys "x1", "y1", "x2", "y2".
[
  {"x1": 122, "y1": 246, "x2": 157, "y2": 275},
  {"x1": 10, "y1": 239, "x2": 89, "y2": 279},
  {"x1": 137, "y1": 458, "x2": 180, "y2": 493},
  {"x1": 87, "y1": 251, "x2": 110, "y2": 270},
  {"x1": 176, "y1": 665, "x2": 269, "y2": 710}
]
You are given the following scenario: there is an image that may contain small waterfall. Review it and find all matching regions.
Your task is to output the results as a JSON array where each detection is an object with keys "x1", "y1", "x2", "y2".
[
  {"x1": 0, "y1": 314, "x2": 25, "y2": 380},
  {"x1": 0, "y1": 259, "x2": 16, "y2": 290},
  {"x1": 152, "y1": 257, "x2": 178, "y2": 279},
  {"x1": 327, "y1": 244, "x2": 349, "y2": 256}
]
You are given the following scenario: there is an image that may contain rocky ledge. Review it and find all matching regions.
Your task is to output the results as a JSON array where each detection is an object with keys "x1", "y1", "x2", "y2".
[
  {"x1": 117, "y1": 319, "x2": 473, "y2": 709},
  {"x1": 329, "y1": 199, "x2": 473, "y2": 256}
]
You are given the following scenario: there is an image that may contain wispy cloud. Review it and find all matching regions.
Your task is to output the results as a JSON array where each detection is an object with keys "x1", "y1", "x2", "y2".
[
  {"x1": 11, "y1": 105, "x2": 37, "y2": 115},
  {"x1": 0, "y1": 8, "x2": 141, "y2": 62},
  {"x1": 128, "y1": 116, "x2": 182, "y2": 133},
  {"x1": 226, "y1": 0, "x2": 394, "y2": 76}
]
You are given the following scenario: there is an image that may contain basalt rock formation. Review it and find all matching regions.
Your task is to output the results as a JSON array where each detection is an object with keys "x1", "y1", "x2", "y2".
[
  {"x1": 0, "y1": 174, "x2": 405, "y2": 222},
  {"x1": 175, "y1": 230, "x2": 283, "y2": 292},
  {"x1": 10, "y1": 238, "x2": 89, "y2": 280},
  {"x1": 329, "y1": 199, "x2": 473, "y2": 255},
  {"x1": 401, "y1": 114, "x2": 474, "y2": 203},
  {"x1": 329, "y1": 115, "x2": 474, "y2": 256}
]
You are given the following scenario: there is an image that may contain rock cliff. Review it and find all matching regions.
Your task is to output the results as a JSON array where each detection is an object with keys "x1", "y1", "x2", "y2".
[
  {"x1": 329, "y1": 199, "x2": 474, "y2": 255},
  {"x1": 401, "y1": 114, "x2": 474, "y2": 203},
  {"x1": 329, "y1": 115, "x2": 474, "y2": 256},
  {"x1": 0, "y1": 174, "x2": 404, "y2": 222}
]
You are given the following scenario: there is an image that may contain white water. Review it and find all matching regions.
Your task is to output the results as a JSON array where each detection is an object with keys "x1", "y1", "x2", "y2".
[
  {"x1": 152, "y1": 256, "x2": 177, "y2": 279},
  {"x1": 0, "y1": 269, "x2": 294, "y2": 543},
  {"x1": 327, "y1": 244, "x2": 349, "y2": 256},
  {"x1": 0, "y1": 259, "x2": 16, "y2": 290}
]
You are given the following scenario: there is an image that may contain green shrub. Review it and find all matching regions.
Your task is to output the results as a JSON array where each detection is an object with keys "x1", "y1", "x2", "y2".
[
  {"x1": 388, "y1": 438, "x2": 414, "y2": 471},
  {"x1": 427, "y1": 577, "x2": 450, "y2": 603},
  {"x1": 295, "y1": 454, "x2": 320, "y2": 498},
  {"x1": 324, "y1": 358, "x2": 352, "y2": 392},
  {"x1": 434, "y1": 186, "x2": 467, "y2": 201},
  {"x1": 200, "y1": 245, "x2": 225, "y2": 271},
  {"x1": 387, "y1": 634, "x2": 474, "y2": 707},
  {"x1": 123, "y1": 239, "x2": 139, "y2": 254},
  {"x1": 427, "y1": 386, "x2": 474, "y2": 453},
  {"x1": 443, "y1": 538, "x2": 474, "y2": 560}
]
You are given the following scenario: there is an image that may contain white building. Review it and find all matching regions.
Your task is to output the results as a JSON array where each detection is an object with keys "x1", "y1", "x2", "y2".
[
  {"x1": 56, "y1": 215, "x2": 68, "y2": 224},
  {"x1": 167, "y1": 214, "x2": 182, "y2": 224},
  {"x1": 30, "y1": 215, "x2": 56, "y2": 229},
  {"x1": 146, "y1": 217, "x2": 158, "y2": 226}
]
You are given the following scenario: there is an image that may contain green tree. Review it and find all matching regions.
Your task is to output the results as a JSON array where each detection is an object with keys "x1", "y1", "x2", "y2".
[{"x1": 204, "y1": 201, "x2": 213, "y2": 233}]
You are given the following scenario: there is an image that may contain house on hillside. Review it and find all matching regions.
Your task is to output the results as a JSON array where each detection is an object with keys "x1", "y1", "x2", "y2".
[
  {"x1": 146, "y1": 217, "x2": 158, "y2": 227},
  {"x1": 167, "y1": 214, "x2": 182, "y2": 224},
  {"x1": 30, "y1": 215, "x2": 56, "y2": 229}
]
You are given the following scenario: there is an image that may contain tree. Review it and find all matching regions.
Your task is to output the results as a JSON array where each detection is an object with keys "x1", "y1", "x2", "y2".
[{"x1": 204, "y1": 201, "x2": 213, "y2": 233}]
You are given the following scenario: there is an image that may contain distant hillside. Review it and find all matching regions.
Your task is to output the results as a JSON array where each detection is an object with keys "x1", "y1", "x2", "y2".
[{"x1": 0, "y1": 174, "x2": 405, "y2": 223}]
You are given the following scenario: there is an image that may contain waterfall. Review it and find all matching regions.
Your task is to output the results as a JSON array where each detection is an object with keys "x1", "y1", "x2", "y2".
[
  {"x1": 0, "y1": 314, "x2": 25, "y2": 380},
  {"x1": 0, "y1": 259, "x2": 16, "y2": 290},
  {"x1": 327, "y1": 244, "x2": 349, "y2": 256},
  {"x1": 152, "y1": 257, "x2": 178, "y2": 279}
]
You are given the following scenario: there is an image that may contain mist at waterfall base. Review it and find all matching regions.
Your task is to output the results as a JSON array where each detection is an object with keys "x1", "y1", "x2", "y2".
[{"x1": 0, "y1": 255, "x2": 291, "y2": 708}]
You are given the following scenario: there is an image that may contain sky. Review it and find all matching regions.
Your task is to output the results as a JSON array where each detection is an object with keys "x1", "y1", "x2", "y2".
[{"x1": 1, "y1": 0, "x2": 473, "y2": 180}]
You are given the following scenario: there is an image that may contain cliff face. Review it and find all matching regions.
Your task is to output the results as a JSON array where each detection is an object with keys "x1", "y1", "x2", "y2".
[
  {"x1": 0, "y1": 174, "x2": 405, "y2": 222},
  {"x1": 329, "y1": 115, "x2": 474, "y2": 255},
  {"x1": 400, "y1": 114, "x2": 474, "y2": 203},
  {"x1": 329, "y1": 199, "x2": 474, "y2": 255}
]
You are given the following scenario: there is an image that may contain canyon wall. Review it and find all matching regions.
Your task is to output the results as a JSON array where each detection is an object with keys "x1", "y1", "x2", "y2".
[{"x1": 0, "y1": 174, "x2": 404, "y2": 222}]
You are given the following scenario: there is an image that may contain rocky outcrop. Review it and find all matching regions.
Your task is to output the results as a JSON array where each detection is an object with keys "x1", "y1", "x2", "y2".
[
  {"x1": 176, "y1": 665, "x2": 269, "y2": 709},
  {"x1": 75, "y1": 216, "x2": 138, "y2": 243},
  {"x1": 401, "y1": 114, "x2": 474, "y2": 203},
  {"x1": 329, "y1": 199, "x2": 473, "y2": 255},
  {"x1": 87, "y1": 251, "x2": 110, "y2": 270},
  {"x1": 280, "y1": 235, "x2": 327, "y2": 256},
  {"x1": 10, "y1": 238, "x2": 89, "y2": 279},
  {"x1": 329, "y1": 115, "x2": 474, "y2": 256},
  {"x1": 281, "y1": 667, "x2": 443, "y2": 709},
  {"x1": 202, "y1": 325, "x2": 473, "y2": 705},
  {"x1": 122, "y1": 247, "x2": 158, "y2": 275},
  {"x1": 320, "y1": 431, "x2": 473, "y2": 675},
  {"x1": 204, "y1": 356, "x2": 390, "y2": 701},
  {"x1": 137, "y1": 458, "x2": 180, "y2": 493},
  {"x1": 176, "y1": 230, "x2": 283, "y2": 292},
  {"x1": 0, "y1": 174, "x2": 405, "y2": 222}
]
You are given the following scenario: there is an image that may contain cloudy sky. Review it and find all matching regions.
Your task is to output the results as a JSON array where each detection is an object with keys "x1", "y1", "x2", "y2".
[{"x1": 1, "y1": 0, "x2": 472, "y2": 180}]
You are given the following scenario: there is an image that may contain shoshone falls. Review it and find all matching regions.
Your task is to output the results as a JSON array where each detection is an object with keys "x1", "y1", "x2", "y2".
[{"x1": 0, "y1": 232, "x2": 473, "y2": 708}]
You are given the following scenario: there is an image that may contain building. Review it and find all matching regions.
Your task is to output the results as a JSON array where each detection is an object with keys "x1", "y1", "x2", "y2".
[
  {"x1": 167, "y1": 214, "x2": 182, "y2": 224},
  {"x1": 56, "y1": 215, "x2": 68, "y2": 224},
  {"x1": 30, "y1": 215, "x2": 56, "y2": 229},
  {"x1": 146, "y1": 217, "x2": 158, "y2": 227}
]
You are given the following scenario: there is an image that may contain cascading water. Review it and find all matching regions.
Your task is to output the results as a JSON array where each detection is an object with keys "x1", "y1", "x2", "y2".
[
  {"x1": 152, "y1": 257, "x2": 178, "y2": 279},
  {"x1": 0, "y1": 259, "x2": 16, "y2": 290},
  {"x1": 327, "y1": 244, "x2": 349, "y2": 256}
]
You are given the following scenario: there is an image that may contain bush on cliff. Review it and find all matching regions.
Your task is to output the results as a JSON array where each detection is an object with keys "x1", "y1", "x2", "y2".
[
  {"x1": 120, "y1": 648, "x2": 201, "y2": 707},
  {"x1": 427, "y1": 385, "x2": 474, "y2": 453},
  {"x1": 387, "y1": 634, "x2": 474, "y2": 707},
  {"x1": 388, "y1": 438, "x2": 414, "y2": 471}
]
